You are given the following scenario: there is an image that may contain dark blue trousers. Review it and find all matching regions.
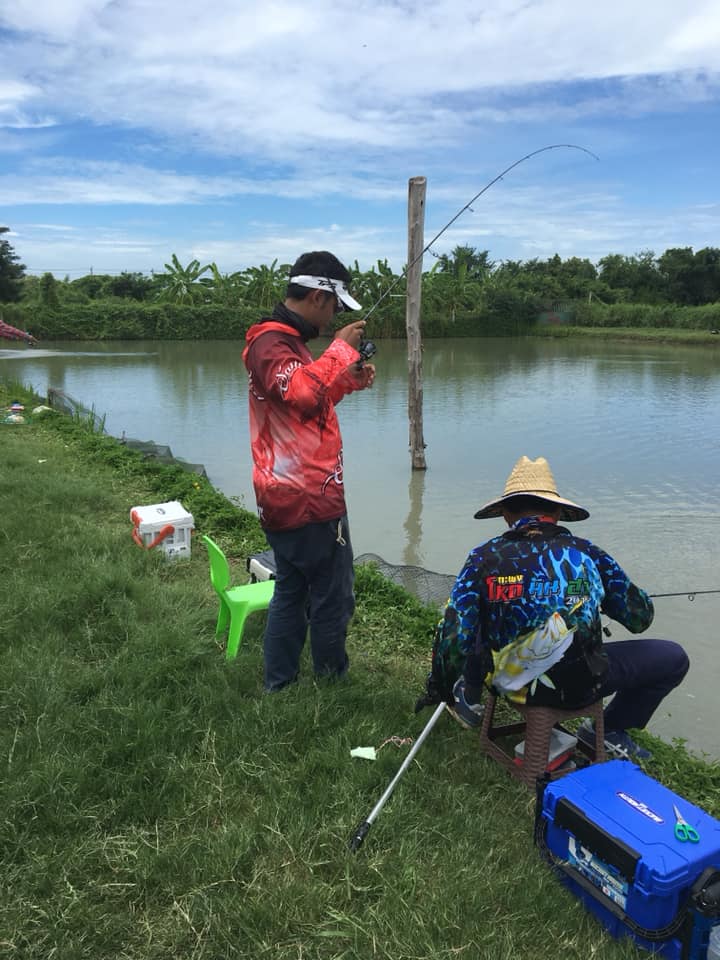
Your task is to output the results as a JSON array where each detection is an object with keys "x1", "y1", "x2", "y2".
[
  {"x1": 600, "y1": 638, "x2": 689, "y2": 732},
  {"x1": 263, "y1": 516, "x2": 355, "y2": 692},
  {"x1": 463, "y1": 637, "x2": 689, "y2": 732}
]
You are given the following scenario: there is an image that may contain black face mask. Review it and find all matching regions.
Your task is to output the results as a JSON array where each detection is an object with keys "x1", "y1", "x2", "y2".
[{"x1": 270, "y1": 302, "x2": 319, "y2": 341}]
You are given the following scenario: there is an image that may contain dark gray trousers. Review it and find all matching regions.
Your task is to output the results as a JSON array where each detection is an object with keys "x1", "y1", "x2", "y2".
[{"x1": 263, "y1": 516, "x2": 354, "y2": 691}]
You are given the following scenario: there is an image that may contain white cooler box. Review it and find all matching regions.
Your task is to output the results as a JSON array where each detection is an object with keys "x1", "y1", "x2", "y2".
[{"x1": 130, "y1": 501, "x2": 194, "y2": 559}]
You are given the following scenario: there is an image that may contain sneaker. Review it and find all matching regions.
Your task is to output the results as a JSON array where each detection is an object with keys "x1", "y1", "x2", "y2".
[
  {"x1": 605, "y1": 730, "x2": 653, "y2": 761},
  {"x1": 577, "y1": 720, "x2": 653, "y2": 761},
  {"x1": 446, "y1": 677, "x2": 485, "y2": 730}
]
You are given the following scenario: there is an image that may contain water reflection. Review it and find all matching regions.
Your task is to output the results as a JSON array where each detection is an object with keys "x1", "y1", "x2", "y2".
[{"x1": 403, "y1": 470, "x2": 426, "y2": 568}]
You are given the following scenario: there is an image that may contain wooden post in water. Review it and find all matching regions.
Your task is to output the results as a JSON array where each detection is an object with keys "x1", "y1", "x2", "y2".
[{"x1": 406, "y1": 176, "x2": 427, "y2": 470}]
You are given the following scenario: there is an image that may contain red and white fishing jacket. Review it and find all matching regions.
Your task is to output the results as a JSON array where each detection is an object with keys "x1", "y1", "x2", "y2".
[{"x1": 243, "y1": 319, "x2": 364, "y2": 532}]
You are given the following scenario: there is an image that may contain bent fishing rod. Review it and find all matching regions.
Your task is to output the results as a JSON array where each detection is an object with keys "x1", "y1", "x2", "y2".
[{"x1": 360, "y1": 142, "x2": 600, "y2": 324}]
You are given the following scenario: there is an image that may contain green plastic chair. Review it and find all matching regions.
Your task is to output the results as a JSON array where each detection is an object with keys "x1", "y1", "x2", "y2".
[{"x1": 201, "y1": 534, "x2": 275, "y2": 660}]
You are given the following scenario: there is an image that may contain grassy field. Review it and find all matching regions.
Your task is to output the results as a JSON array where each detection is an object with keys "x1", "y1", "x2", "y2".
[{"x1": 1, "y1": 383, "x2": 719, "y2": 959}]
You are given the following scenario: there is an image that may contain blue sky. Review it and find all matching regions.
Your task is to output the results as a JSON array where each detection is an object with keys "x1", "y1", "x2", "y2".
[{"x1": 2, "y1": 1, "x2": 720, "y2": 278}]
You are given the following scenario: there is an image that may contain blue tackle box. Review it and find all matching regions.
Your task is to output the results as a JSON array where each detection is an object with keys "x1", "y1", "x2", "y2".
[{"x1": 536, "y1": 760, "x2": 720, "y2": 958}]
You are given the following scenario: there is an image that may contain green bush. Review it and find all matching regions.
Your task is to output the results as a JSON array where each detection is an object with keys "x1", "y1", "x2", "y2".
[
  {"x1": 6, "y1": 290, "x2": 720, "y2": 341},
  {"x1": 572, "y1": 301, "x2": 720, "y2": 329},
  {"x1": 13, "y1": 301, "x2": 262, "y2": 340},
  {"x1": 0, "y1": 302, "x2": 28, "y2": 327}
]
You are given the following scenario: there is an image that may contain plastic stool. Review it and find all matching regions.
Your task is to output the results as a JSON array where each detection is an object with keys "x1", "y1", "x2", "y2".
[{"x1": 478, "y1": 691, "x2": 606, "y2": 788}]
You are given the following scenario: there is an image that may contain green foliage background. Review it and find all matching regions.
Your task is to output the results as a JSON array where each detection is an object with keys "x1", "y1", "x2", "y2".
[{"x1": 3, "y1": 235, "x2": 720, "y2": 340}]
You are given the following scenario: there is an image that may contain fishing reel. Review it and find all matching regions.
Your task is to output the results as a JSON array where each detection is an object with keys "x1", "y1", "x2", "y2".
[{"x1": 357, "y1": 338, "x2": 377, "y2": 366}]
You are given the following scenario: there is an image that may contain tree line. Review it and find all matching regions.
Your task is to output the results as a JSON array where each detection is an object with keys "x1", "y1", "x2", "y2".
[{"x1": 2, "y1": 226, "x2": 720, "y2": 339}]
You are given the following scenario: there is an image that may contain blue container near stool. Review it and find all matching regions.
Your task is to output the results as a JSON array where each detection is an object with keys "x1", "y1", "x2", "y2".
[{"x1": 536, "y1": 760, "x2": 720, "y2": 958}]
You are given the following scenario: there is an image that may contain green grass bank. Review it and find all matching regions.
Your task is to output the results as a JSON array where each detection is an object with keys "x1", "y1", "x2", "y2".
[{"x1": 1, "y1": 382, "x2": 719, "y2": 959}]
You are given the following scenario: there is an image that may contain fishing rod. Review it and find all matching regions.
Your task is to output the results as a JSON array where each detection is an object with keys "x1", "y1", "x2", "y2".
[
  {"x1": 602, "y1": 588, "x2": 719, "y2": 634},
  {"x1": 650, "y1": 590, "x2": 720, "y2": 600},
  {"x1": 361, "y1": 142, "x2": 600, "y2": 324}
]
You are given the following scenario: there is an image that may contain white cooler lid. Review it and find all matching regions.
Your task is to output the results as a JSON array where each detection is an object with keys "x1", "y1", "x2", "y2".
[{"x1": 130, "y1": 500, "x2": 194, "y2": 531}]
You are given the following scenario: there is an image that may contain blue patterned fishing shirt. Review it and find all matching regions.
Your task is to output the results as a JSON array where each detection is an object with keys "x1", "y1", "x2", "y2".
[{"x1": 430, "y1": 519, "x2": 654, "y2": 708}]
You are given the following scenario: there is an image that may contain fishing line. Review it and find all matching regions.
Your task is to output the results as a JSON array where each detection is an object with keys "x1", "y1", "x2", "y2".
[{"x1": 361, "y1": 142, "x2": 600, "y2": 323}]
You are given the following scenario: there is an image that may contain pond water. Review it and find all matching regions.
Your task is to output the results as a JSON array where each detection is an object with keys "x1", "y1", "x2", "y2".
[{"x1": 3, "y1": 336, "x2": 719, "y2": 757}]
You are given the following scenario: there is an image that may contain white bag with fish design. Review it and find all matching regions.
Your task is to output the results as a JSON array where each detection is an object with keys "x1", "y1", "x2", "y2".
[{"x1": 490, "y1": 611, "x2": 575, "y2": 701}]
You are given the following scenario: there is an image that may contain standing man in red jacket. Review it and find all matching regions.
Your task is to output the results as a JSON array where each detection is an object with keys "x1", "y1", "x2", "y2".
[{"x1": 243, "y1": 251, "x2": 375, "y2": 691}]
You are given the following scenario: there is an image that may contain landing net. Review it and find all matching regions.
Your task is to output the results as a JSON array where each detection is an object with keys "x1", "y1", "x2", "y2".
[{"x1": 355, "y1": 553, "x2": 455, "y2": 608}]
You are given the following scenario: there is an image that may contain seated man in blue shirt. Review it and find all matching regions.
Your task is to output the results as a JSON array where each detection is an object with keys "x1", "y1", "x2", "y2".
[{"x1": 415, "y1": 455, "x2": 689, "y2": 761}]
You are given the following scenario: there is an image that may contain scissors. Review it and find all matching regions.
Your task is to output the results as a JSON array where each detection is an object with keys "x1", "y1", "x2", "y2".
[{"x1": 672, "y1": 804, "x2": 700, "y2": 843}]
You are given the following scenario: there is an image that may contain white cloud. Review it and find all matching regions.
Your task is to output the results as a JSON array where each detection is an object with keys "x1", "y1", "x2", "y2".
[
  {"x1": 2, "y1": 1, "x2": 719, "y2": 158},
  {"x1": 2, "y1": 3, "x2": 720, "y2": 277},
  {"x1": 12, "y1": 175, "x2": 720, "y2": 278},
  {"x1": 0, "y1": 1, "x2": 110, "y2": 39},
  {"x1": 0, "y1": 79, "x2": 39, "y2": 104},
  {"x1": 23, "y1": 223, "x2": 79, "y2": 231},
  {"x1": 0, "y1": 158, "x2": 412, "y2": 206},
  {"x1": 0, "y1": 77, "x2": 55, "y2": 128}
]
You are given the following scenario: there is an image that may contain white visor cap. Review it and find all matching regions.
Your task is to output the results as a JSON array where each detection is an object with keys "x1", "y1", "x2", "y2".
[{"x1": 289, "y1": 274, "x2": 362, "y2": 311}]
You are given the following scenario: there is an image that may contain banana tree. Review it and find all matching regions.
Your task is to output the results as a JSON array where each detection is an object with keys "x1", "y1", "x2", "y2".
[
  {"x1": 155, "y1": 254, "x2": 212, "y2": 304},
  {"x1": 204, "y1": 263, "x2": 245, "y2": 305},
  {"x1": 237, "y1": 260, "x2": 288, "y2": 311},
  {"x1": 424, "y1": 246, "x2": 490, "y2": 323},
  {"x1": 349, "y1": 259, "x2": 405, "y2": 335}
]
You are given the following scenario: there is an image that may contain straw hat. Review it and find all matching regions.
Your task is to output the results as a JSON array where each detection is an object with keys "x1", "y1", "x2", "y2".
[{"x1": 474, "y1": 456, "x2": 589, "y2": 522}]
